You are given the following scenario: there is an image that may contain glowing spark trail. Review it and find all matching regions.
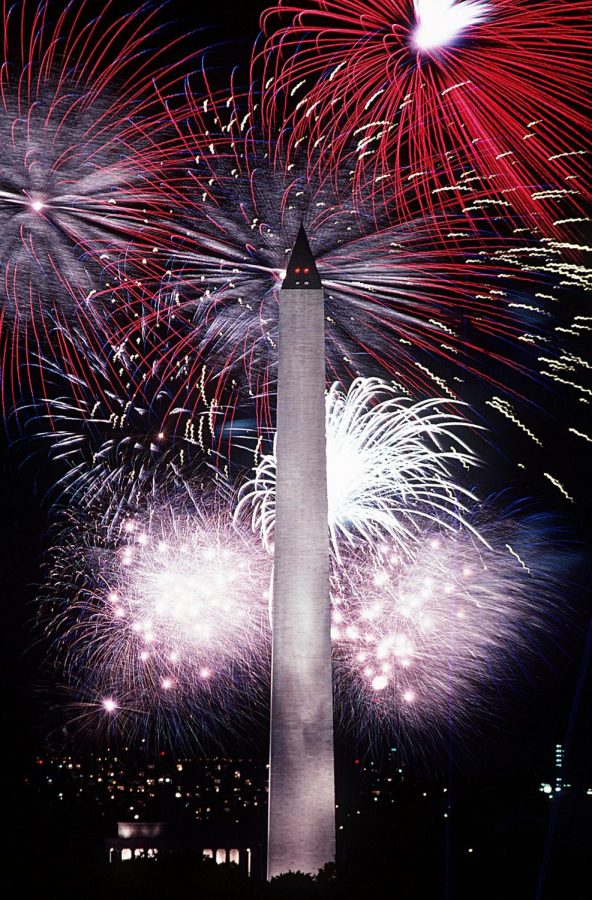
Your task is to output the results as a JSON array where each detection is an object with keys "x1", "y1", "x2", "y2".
[
  {"x1": 543, "y1": 474, "x2": 574, "y2": 503},
  {"x1": 569, "y1": 428, "x2": 592, "y2": 444},
  {"x1": 486, "y1": 398, "x2": 543, "y2": 446},
  {"x1": 256, "y1": 0, "x2": 591, "y2": 232}
]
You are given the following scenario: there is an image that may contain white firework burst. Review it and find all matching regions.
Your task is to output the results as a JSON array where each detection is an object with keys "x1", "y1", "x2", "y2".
[
  {"x1": 330, "y1": 512, "x2": 567, "y2": 751},
  {"x1": 237, "y1": 377, "x2": 484, "y2": 560}
]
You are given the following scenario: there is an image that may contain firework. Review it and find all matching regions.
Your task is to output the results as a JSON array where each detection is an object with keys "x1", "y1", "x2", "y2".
[
  {"x1": 0, "y1": 1, "x2": 194, "y2": 405},
  {"x1": 330, "y1": 512, "x2": 566, "y2": 751},
  {"x1": 255, "y1": 0, "x2": 591, "y2": 232},
  {"x1": 43, "y1": 483, "x2": 272, "y2": 745},
  {"x1": 156, "y1": 76, "x2": 592, "y2": 502},
  {"x1": 237, "y1": 377, "x2": 484, "y2": 560},
  {"x1": 146, "y1": 79, "x2": 573, "y2": 444},
  {"x1": 413, "y1": 0, "x2": 490, "y2": 50},
  {"x1": 40, "y1": 440, "x2": 570, "y2": 750},
  {"x1": 18, "y1": 324, "x2": 223, "y2": 515}
]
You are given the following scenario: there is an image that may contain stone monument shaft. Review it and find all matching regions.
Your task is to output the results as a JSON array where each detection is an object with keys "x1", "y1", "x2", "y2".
[{"x1": 267, "y1": 226, "x2": 336, "y2": 879}]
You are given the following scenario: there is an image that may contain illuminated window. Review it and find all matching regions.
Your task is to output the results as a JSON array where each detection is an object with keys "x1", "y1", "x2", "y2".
[
  {"x1": 203, "y1": 849, "x2": 213, "y2": 860},
  {"x1": 215, "y1": 848, "x2": 227, "y2": 864},
  {"x1": 121, "y1": 849, "x2": 132, "y2": 862},
  {"x1": 229, "y1": 849, "x2": 240, "y2": 865}
]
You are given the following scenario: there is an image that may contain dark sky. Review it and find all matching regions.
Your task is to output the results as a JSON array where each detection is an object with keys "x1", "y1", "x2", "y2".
[{"x1": 1, "y1": 0, "x2": 590, "y2": 799}]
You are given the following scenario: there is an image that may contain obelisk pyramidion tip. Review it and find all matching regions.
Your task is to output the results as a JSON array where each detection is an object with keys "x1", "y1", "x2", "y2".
[{"x1": 282, "y1": 224, "x2": 322, "y2": 290}]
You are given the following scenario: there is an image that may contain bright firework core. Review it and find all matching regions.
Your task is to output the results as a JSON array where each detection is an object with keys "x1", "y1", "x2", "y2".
[
  {"x1": 330, "y1": 513, "x2": 564, "y2": 745},
  {"x1": 114, "y1": 513, "x2": 270, "y2": 672},
  {"x1": 42, "y1": 486, "x2": 276, "y2": 745},
  {"x1": 412, "y1": 0, "x2": 491, "y2": 50}
]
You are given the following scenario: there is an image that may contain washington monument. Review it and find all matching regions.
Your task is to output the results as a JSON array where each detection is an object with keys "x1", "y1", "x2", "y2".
[{"x1": 267, "y1": 226, "x2": 336, "y2": 879}]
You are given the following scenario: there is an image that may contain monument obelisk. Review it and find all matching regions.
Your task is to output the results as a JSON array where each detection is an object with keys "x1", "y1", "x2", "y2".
[{"x1": 267, "y1": 226, "x2": 336, "y2": 878}]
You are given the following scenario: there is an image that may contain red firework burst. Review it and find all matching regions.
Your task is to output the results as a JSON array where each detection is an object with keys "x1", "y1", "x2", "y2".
[
  {"x1": 0, "y1": 1, "x2": 195, "y2": 408},
  {"x1": 255, "y1": 0, "x2": 591, "y2": 234}
]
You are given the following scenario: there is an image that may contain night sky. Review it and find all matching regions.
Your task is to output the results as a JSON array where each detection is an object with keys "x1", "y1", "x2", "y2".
[{"x1": 1, "y1": 1, "x2": 591, "y2": 894}]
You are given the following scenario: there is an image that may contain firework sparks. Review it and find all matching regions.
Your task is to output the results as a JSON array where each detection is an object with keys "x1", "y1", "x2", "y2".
[
  {"x1": 11, "y1": 3, "x2": 587, "y2": 760},
  {"x1": 18, "y1": 325, "x2": 222, "y2": 514},
  {"x1": 144, "y1": 80, "x2": 574, "y2": 444},
  {"x1": 0, "y1": 1, "x2": 194, "y2": 405},
  {"x1": 114, "y1": 511, "x2": 268, "y2": 666},
  {"x1": 40, "y1": 443, "x2": 571, "y2": 750},
  {"x1": 256, "y1": 0, "x2": 591, "y2": 231},
  {"x1": 330, "y1": 513, "x2": 566, "y2": 749},
  {"x1": 237, "y1": 377, "x2": 484, "y2": 560},
  {"x1": 43, "y1": 483, "x2": 272, "y2": 744}
]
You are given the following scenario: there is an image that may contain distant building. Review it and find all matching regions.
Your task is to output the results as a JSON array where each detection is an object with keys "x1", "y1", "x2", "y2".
[
  {"x1": 555, "y1": 743, "x2": 564, "y2": 793},
  {"x1": 106, "y1": 821, "x2": 256, "y2": 876},
  {"x1": 539, "y1": 742, "x2": 571, "y2": 798}
]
